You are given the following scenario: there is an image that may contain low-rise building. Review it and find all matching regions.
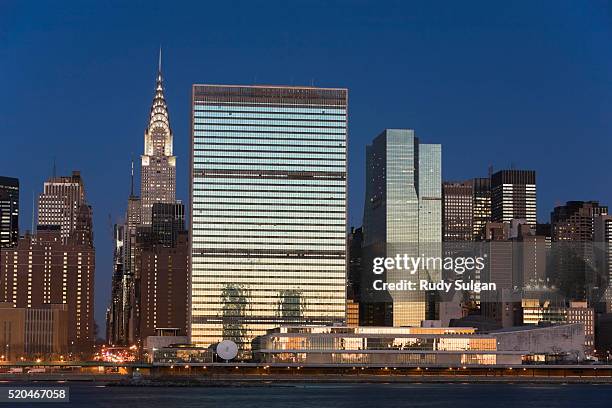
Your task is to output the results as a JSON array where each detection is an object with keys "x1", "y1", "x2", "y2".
[
  {"x1": 0, "y1": 302, "x2": 68, "y2": 361},
  {"x1": 522, "y1": 299, "x2": 594, "y2": 348},
  {"x1": 150, "y1": 344, "x2": 213, "y2": 364},
  {"x1": 252, "y1": 324, "x2": 585, "y2": 366},
  {"x1": 144, "y1": 328, "x2": 188, "y2": 352}
]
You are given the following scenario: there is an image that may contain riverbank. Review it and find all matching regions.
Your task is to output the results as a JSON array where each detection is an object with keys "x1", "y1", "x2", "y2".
[{"x1": 1, "y1": 372, "x2": 612, "y2": 385}]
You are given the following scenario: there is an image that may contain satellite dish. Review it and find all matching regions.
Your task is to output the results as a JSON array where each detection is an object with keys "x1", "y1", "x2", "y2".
[{"x1": 216, "y1": 340, "x2": 238, "y2": 361}]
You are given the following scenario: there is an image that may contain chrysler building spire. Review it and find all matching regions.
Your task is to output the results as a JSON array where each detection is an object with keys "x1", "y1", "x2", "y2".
[{"x1": 140, "y1": 49, "x2": 176, "y2": 225}]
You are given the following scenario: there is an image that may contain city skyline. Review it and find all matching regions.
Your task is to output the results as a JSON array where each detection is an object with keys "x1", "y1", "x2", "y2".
[{"x1": 3, "y1": 1, "x2": 612, "y2": 331}]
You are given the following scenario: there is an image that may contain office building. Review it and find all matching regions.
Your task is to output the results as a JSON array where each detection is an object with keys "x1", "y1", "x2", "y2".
[
  {"x1": 136, "y1": 231, "x2": 189, "y2": 340},
  {"x1": 0, "y1": 177, "x2": 19, "y2": 248},
  {"x1": 551, "y1": 201, "x2": 608, "y2": 243},
  {"x1": 37, "y1": 171, "x2": 85, "y2": 240},
  {"x1": 442, "y1": 181, "x2": 473, "y2": 242},
  {"x1": 107, "y1": 224, "x2": 126, "y2": 345},
  {"x1": 514, "y1": 224, "x2": 548, "y2": 287},
  {"x1": 490, "y1": 170, "x2": 536, "y2": 227},
  {"x1": 0, "y1": 225, "x2": 94, "y2": 349},
  {"x1": 0, "y1": 302, "x2": 68, "y2": 361},
  {"x1": 151, "y1": 202, "x2": 185, "y2": 247},
  {"x1": 140, "y1": 51, "x2": 176, "y2": 225},
  {"x1": 190, "y1": 85, "x2": 348, "y2": 353},
  {"x1": 594, "y1": 215, "x2": 612, "y2": 311},
  {"x1": 550, "y1": 201, "x2": 608, "y2": 303},
  {"x1": 472, "y1": 177, "x2": 491, "y2": 240},
  {"x1": 347, "y1": 226, "x2": 363, "y2": 302},
  {"x1": 362, "y1": 129, "x2": 442, "y2": 327}
]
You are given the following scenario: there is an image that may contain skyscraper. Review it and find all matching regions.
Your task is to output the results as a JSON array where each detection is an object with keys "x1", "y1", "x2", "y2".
[
  {"x1": 472, "y1": 177, "x2": 491, "y2": 240},
  {"x1": 140, "y1": 51, "x2": 176, "y2": 225},
  {"x1": 551, "y1": 201, "x2": 608, "y2": 243},
  {"x1": 151, "y1": 202, "x2": 185, "y2": 247},
  {"x1": 442, "y1": 181, "x2": 473, "y2": 242},
  {"x1": 594, "y1": 214, "x2": 612, "y2": 311},
  {"x1": 0, "y1": 177, "x2": 19, "y2": 248},
  {"x1": 107, "y1": 53, "x2": 189, "y2": 347},
  {"x1": 38, "y1": 171, "x2": 85, "y2": 240},
  {"x1": 550, "y1": 201, "x2": 608, "y2": 304},
  {"x1": 136, "y1": 230, "x2": 189, "y2": 339},
  {"x1": 190, "y1": 85, "x2": 348, "y2": 352},
  {"x1": 362, "y1": 129, "x2": 442, "y2": 327},
  {"x1": 107, "y1": 223, "x2": 126, "y2": 345},
  {"x1": 491, "y1": 170, "x2": 536, "y2": 227}
]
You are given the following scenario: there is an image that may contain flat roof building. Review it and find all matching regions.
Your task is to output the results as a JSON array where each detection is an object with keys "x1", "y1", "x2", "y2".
[
  {"x1": 190, "y1": 85, "x2": 348, "y2": 354},
  {"x1": 252, "y1": 324, "x2": 585, "y2": 366}
]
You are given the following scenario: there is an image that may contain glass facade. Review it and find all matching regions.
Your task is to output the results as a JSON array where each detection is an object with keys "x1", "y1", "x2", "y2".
[
  {"x1": 362, "y1": 130, "x2": 442, "y2": 326},
  {"x1": 190, "y1": 85, "x2": 348, "y2": 353},
  {"x1": 252, "y1": 326, "x2": 505, "y2": 366}
]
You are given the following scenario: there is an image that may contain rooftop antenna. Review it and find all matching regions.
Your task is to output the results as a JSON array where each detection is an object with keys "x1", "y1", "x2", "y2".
[
  {"x1": 488, "y1": 165, "x2": 493, "y2": 178},
  {"x1": 158, "y1": 45, "x2": 162, "y2": 73},
  {"x1": 130, "y1": 157, "x2": 135, "y2": 196},
  {"x1": 52, "y1": 157, "x2": 56, "y2": 179}
]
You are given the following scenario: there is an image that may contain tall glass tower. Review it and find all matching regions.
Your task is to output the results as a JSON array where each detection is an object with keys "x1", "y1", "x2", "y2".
[
  {"x1": 362, "y1": 129, "x2": 441, "y2": 327},
  {"x1": 190, "y1": 85, "x2": 348, "y2": 352}
]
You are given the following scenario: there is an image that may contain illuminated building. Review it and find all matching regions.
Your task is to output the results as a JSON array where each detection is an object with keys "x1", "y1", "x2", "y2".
[
  {"x1": 140, "y1": 50, "x2": 176, "y2": 225},
  {"x1": 0, "y1": 176, "x2": 19, "y2": 248},
  {"x1": 471, "y1": 177, "x2": 490, "y2": 240},
  {"x1": 190, "y1": 85, "x2": 348, "y2": 353},
  {"x1": 0, "y1": 302, "x2": 68, "y2": 360},
  {"x1": 550, "y1": 201, "x2": 608, "y2": 303},
  {"x1": 37, "y1": 171, "x2": 85, "y2": 240},
  {"x1": 552, "y1": 201, "x2": 607, "y2": 243},
  {"x1": 252, "y1": 324, "x2": 585, "y2": 366},
  {"x1": 0, "y1": 224, "x2": 94, "y2": 349},
  {"x1": 522, "y1": 299, "x2": 594, "y2": 348},
  {"x1": 108, "y1": 53, "x2": 188, "y2": 348},
  {"x1": 442, "y1": 181, "x2": 473, "y2": 242},
  {"x1": 362, "y1": 129, "x2": 441, "y2": 327},
  {"x1": 594, "y1": 214, "x2": 612, "y2": 311},
  {"x1": 491, "y1": 170, "x2": 536, "y2": 228},
  {"x1": 136, "y1": 231, "x2": 189, "y2": 339},
  {"x1": 346, "y1": 299, "x2": 359, "y2": 327}
]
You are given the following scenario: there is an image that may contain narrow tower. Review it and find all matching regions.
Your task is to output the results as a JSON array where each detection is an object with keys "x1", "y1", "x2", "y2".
[{"x1": 140, "y1": 48, "x2": 176, "y2": 225}]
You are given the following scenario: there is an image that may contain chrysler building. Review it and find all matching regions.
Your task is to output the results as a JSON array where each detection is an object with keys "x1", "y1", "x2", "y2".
[{"x1": 140, "y1": 49, "x2": 176, "y2": 225}]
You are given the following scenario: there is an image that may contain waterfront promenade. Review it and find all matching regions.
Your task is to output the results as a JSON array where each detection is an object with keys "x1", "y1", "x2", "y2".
[{"x1": 0, "y1": 363, "x2": 611, "y2": 384}]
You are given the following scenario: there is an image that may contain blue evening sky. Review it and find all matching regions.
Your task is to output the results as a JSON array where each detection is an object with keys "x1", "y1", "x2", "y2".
[{"x1": 1, "y1": 0, "x2": 611, "y2": 331}]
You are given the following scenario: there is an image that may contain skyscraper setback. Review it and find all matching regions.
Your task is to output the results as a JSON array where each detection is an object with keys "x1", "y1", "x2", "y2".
[
  {"x1": 140, "y1": 52, "x2": 176, "y2": 225},
  {"x1": 190, "y1": 85, "x2": 348, "y2": 353}
]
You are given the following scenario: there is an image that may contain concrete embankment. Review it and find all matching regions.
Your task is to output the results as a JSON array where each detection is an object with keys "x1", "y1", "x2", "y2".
[{"x1": 0, "y1": 372, "x2": 611, "y2": 385}]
